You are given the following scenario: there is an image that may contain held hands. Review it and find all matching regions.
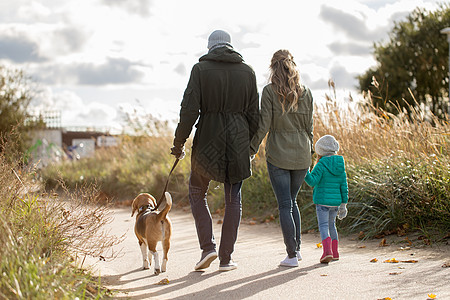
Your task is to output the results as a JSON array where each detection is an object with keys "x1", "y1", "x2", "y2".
[
  {"x1": 170, "y1": 145, "x2": 185, "y2": 160},
  {"x1": 338, "y1": 203, "x2": 348, "y2": 220}
]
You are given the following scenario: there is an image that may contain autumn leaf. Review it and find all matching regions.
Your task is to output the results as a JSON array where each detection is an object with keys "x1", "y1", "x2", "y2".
[
  {"x1": 389, "y1": 272, "x2": 402, "y2": 275},
  {"x1": 427, "y1": 293, "x2": 437, "y2": 299},
  {"x1": 358, "y1": 245, "x2": 366, "y2": 248},
  {"x1": 384, "y1": 258, "x2": 399, "y2": 263},
  {"x1": 379, "y1": 238, "x2": 389, "y2": 247},
  {"x1": 317, "y1": 243, "x2": 322, "y2": 248},
  {"x1": 377, "y1": 298, "x2": 392, "y2": 300},
  {"x1": 370, "y1": 258, "x2": 378, "y2": 263},
  {"x1": 405, "y1": 237, "x2": 413, "y2": 246},
  {"x1": 156, "y1": 278, "x2": 170, "y2": 285},
  {"x1": 320, "y1": 274, "x2": 328, "y2": 277}
]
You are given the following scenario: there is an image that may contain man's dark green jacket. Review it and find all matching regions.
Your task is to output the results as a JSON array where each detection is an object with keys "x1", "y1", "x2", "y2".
[{"x1": 174, "y1": 46, "x2": 259, "y2": 183}]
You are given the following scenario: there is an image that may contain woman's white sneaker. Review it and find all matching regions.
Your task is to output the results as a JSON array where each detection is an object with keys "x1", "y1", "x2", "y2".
[{"x1": 280, "y1": 256, "x2": 298, "y2": 267}]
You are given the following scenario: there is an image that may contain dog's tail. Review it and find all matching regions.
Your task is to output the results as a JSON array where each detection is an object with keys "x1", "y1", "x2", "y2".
[{"x1": 157, "y1": 192, "x2": 172, "y2": 221}]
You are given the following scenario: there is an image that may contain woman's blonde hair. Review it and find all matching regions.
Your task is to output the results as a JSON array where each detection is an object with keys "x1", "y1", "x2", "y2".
[{"x1": 269, "y1": 49, "x2": 304, "y2": 113}]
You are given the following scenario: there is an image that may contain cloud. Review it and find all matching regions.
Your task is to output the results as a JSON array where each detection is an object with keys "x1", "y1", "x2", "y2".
[
  {"x1": 37, "y1": 57, "x2": 145, "y2": 85},
  {"x1": 173, "y1": 63, "x2": 186, "y2": 76},
  {"x1": 329, "y1": 63, "x2": 359, "y2": 89},
  {"x1": 75, "y1": 58, "x2": 145, "y2": 85},
  {"x1": 302, "y1": 73, "x2": 329, "y2": 90},
  {"x1": 328, "y1": 41, "x2": 372, "y2": 56},
  {"x1": 0, "y1": 35, "x2": 46, "y2": 63},
  {"x1": 31, "y1": 88, "x2": 120, "y2": 130},
  {"x1": 319, "y1": 5, "x2": 384, "y2": 42},
  {"x1": 53, "y1": 27, "x2": 88, "y2": 53},
  {"x1": 101, "y1": 0, "x2": 154, "y2": 17}
]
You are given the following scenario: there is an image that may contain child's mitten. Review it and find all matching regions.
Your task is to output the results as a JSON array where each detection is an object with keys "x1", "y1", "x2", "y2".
[{"x1": 338, "y1": 203, "x2": 347, "y2": 220}]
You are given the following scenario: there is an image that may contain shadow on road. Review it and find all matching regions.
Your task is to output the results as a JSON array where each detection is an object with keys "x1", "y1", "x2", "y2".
[{"x1": 108, "y1": 263, "x2": 326, "y2": 299}]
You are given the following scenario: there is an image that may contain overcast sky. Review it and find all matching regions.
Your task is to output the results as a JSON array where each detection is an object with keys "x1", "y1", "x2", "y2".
[{"x1": 0, "y1": 0, "x2": 443, "y2": 132}]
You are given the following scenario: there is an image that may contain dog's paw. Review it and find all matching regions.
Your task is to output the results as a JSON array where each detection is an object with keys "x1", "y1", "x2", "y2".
[
  {"x1": 143, "y1": 260, "x2": 150, "y2": 269},
  {"x1": 154, "y1": 268, "x2": 161, "y2": 275}
]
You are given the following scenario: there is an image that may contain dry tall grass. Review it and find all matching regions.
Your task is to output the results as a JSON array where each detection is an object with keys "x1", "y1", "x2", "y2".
[
  {"x1": 313, "y1": 81, "x2": 450, "y2": 238},
  {"x1": 0, "y1": 134, "x2": 121, "y2": 299}
]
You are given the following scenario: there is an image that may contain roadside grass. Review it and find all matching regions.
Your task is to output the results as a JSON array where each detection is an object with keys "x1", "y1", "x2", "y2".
[
  {"x1": 40, "y1": 91, "x2": 450, "y2": 241},
  {"x1": 1, "y1": 136, "x2": 121, "y2": 299}
]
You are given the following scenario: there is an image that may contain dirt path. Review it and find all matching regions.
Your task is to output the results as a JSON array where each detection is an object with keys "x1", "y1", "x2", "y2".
[{"x1": 84, "y1": 207, "x2": 450, "y2": 300}]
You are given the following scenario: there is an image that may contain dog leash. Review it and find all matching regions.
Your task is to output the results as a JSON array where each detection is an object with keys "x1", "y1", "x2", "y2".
[{"x1": 155, "y1": 158, "x2": 180, "y2": 210}]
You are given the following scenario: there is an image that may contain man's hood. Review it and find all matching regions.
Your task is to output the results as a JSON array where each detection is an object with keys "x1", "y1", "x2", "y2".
[
  {"x1": 320, "y1": 155, "x2": 346, "y2": 176},
  {"x1": 199, "y1": 46, "x2": 244, "y2": 63}
]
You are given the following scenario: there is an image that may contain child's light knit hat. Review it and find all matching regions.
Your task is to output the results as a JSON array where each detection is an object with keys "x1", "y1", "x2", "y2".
[{"x1": 315, "y1": 135, "x2": 339, "y2": 156}]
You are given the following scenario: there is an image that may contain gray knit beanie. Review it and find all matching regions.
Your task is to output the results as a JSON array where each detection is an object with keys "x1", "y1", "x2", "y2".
[
  {"x1": 207, "y1": 30, "x2": 231, "y2": 49},
  {"x1": 315, "y1": 135, "x2": 340, "y2": 157}
]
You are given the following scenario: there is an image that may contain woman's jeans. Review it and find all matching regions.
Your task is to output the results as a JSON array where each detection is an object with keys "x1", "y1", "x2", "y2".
[
  {"x1": 189, "y1": 170, "x2": 242, "y2": 264},
  {"x1": 315, "y1": 205, "x2": 339, "y2": 241},
  {"x1": 267, "y1": 161, "x2": 307, "y2": 259}
]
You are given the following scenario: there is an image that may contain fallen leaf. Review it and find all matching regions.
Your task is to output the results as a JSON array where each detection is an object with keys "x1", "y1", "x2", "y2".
[
  {"x1": 405, "y1": 237, "x2": 413, "y2": 246},
  {"x1": 320, "y1": 274, "x2": 328, "y2": 277},
  {"x1": 389, "y1": 272, "x2": 401, "y2": 275},
  {"x1": 377, "y1": 298, "x2": 392, "y2": 300},
  {"x1": 358, "y1": 245, "x2": 366, "y2": 248},
  {"x1": 217, "y1": 219, "x2": 223, "y2": 224},
  {"x1": 427, "y1": 293, "x2": 437, "y2": 299},
  {"x1": 398, "y1": 246, "x2": 411, "y2": 251},
  {"x1": 400, "y1": 260, "x2": 418, "y2": 263},
  {"x1": 384, "y1": 258, "x2": 399, "y2": 263},
  {"x1": 156, "y1": 278, "x2": 170, "y2": 285},
  {"x1": 442, "y1": 262, "x2": 450, "y2": 268},
  {"x1": 379, "y1": 238, "x2": 389, "y2": 247},
  {"x1": 358, "y1": 231, "x2": 365, "y2": 239},
  {"x1": 249, "y1": 221, "x2": 256, "y2": 225},
  {"x1": 370, "y1": 258, "x2": 378, "y2": 263},
  {"x1": 316, "y1": 243, "x2": 322, "y2": 248}
]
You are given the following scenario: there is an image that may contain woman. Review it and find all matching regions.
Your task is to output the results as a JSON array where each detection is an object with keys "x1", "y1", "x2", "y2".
[{"x1": 250, "y1": 49, "x2": 313, "y2": 267}]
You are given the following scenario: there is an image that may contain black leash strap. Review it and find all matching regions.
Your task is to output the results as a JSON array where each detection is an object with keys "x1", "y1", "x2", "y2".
[{"x1": 155, "y1": 158, "x2": 180, "y2": 210}]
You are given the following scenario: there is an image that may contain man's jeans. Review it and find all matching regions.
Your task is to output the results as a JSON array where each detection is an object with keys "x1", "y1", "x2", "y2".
[
  {"x1": 267, "y1": 161, "x2": 307, "y2": 259},
  {"x1": 316, "y1": 205, "x2": 339, "y2": 241},
  {"x1": 189, "y1": 170, "x2": 242, "y2": 264}
]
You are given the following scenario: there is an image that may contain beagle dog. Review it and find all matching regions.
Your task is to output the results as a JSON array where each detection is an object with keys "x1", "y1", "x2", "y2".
[{"x1": 131, "y1": 192, "x2": 172, "y2": 274}]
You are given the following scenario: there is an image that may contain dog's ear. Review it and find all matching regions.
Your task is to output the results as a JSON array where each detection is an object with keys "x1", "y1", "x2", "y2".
[{"x1": 131, "y1": 198, "x2": 137, "y2": 217}]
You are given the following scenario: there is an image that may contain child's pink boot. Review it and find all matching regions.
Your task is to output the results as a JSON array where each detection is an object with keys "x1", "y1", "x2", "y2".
[
  {"x1": 332, "y1": 239, "x2": 339, "y2": 260},
  {"x1": 320, "y1": 237, "x2": 333, "y2": 263}
]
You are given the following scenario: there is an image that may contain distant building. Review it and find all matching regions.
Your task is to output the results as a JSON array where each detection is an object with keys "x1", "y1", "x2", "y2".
[{"x1": 27, "y1": 110, "x2": 119, "y2": 166}]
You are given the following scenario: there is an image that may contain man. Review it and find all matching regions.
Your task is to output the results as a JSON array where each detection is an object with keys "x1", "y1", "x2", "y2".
[{"x1": 171, "y1": 29, "x2": 259, "y2": 272}]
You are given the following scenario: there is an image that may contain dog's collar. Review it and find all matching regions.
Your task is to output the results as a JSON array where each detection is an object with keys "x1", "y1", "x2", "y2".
[{"x1": 138, "y1": 205, "x2": 156, "y2": 213}]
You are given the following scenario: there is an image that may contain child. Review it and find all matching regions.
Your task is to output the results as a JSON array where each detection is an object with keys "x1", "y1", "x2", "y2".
[{"x1": 304, "y1": 135, "x2": 348, "y2": 263}]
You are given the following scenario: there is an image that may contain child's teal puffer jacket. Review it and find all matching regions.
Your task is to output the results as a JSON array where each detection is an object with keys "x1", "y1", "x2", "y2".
[{"x1": 304, "y1": 155, "x2": 348, "y2": 206}]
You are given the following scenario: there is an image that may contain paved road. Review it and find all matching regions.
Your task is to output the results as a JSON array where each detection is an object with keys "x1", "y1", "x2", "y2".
[{"x1": 85, "y1": 207, "x2": 450, "y2": 300}]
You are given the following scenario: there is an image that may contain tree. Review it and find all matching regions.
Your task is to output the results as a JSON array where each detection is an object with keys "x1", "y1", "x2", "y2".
[
  {"x1": 0, "y1": 66, "x2": 36, "y2": 158},
  {"x1": 358, "y1": 4, "x2": 450, "y2": 118}
]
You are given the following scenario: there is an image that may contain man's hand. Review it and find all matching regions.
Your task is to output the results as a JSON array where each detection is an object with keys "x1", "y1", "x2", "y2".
[{"x1": 170, "y1": 145, "x2": 185, "y2": 160}]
